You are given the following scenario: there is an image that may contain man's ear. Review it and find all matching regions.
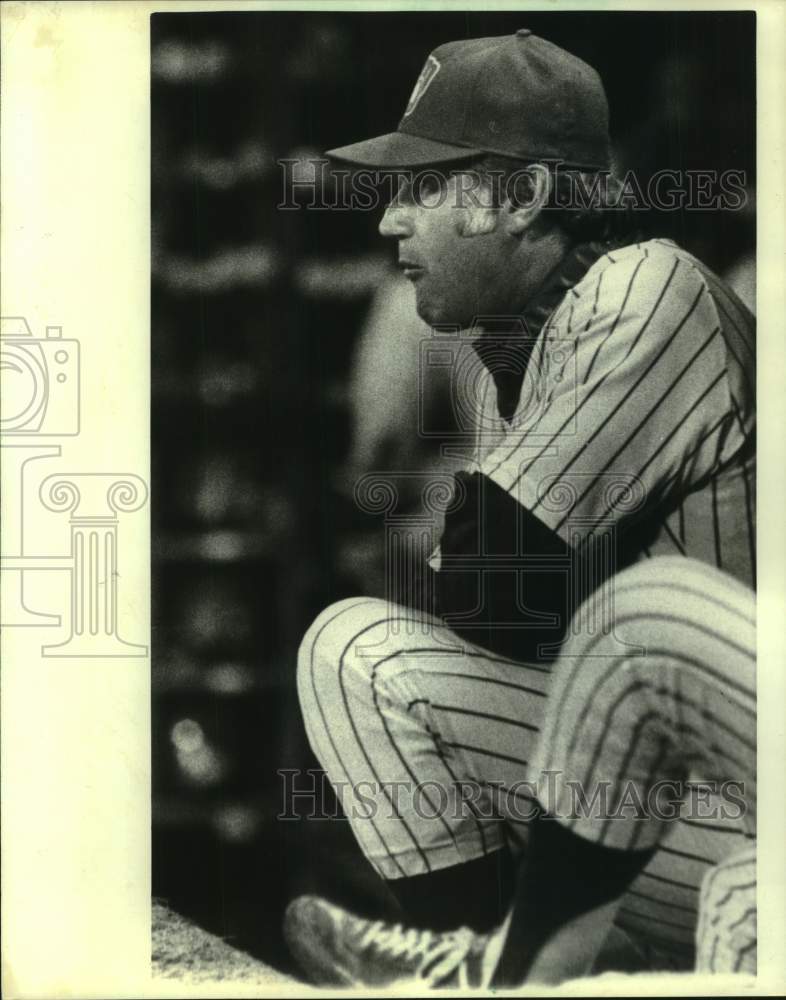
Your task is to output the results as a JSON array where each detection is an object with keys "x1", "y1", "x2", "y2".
[{"x1": 503, "y1": 163, "x2": 552, "y2": 236}]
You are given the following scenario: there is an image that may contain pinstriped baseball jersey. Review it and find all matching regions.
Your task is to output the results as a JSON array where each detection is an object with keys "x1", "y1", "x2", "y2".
[{"x1": 466, "y1": 239, "x2": 755, "y2": 589}]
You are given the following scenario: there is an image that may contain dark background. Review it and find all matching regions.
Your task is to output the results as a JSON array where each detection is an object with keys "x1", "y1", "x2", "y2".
[{"x1": 151, "y1": 10, "x2": 755, "y2": 975}]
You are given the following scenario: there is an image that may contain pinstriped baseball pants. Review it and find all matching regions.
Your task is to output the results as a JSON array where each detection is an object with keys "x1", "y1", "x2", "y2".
[
  {"x1": 297, "y1": 556, "x2": 755, "y2": 970},
  {"x1": 532, "y1": 556, "x2": 756, "y2": 973}
]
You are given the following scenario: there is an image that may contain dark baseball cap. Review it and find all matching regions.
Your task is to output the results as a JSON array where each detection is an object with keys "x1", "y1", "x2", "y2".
[{"x1": 326, "y1": 30, "x2": 611, "y2": 171}]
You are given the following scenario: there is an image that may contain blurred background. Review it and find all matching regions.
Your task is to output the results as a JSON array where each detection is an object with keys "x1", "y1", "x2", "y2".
[{"x1": 151, "y1": 10, "x2": 755, "y2": 975}]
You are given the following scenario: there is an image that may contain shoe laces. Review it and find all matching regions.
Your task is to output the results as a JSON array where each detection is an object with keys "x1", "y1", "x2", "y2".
[{"x1": 357, "y1": 920, "x2": 479, "y2": 987}]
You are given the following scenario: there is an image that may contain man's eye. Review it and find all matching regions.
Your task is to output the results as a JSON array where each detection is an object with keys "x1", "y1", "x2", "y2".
[{"x1": 414, "y1": 176, "x2": 445, "y2": 205}]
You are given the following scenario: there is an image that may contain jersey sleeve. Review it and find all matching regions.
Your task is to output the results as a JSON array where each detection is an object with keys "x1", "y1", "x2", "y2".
[{"x1": 477, "y1": 248, "x2": 735, "y2": 547}]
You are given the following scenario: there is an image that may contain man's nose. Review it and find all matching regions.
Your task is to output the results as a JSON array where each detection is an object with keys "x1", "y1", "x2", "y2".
[{"x1": 378, "y1": 200, "x2": 414, "y2": 239}]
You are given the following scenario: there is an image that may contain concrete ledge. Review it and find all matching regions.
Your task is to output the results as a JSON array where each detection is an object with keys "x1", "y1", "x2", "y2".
[{"x1": 152, "y1": 900, "x2": 296, "y2": 990}]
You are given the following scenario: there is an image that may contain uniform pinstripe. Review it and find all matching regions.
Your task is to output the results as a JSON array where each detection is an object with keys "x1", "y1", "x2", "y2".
[
  {"x1": 297, "y1": 236, "x2": 756, "y2": 971},
  {"x1": 298, "y1": 596, "x2": 550, "y2": 879},
  {"x1": 454, "y1": 238, "x2": 755, "y2": 589},
  {"x1": 532, "y1": 557, "x2": 756, "y2": 973},
  {"x1": 298, "y1": 558, "x2": 755, "y2": 968}
]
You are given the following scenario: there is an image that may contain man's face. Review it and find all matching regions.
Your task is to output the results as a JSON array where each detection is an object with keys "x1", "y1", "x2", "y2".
[{"x1": 379, "y1": 171, "x2": 511, "y2": 328}]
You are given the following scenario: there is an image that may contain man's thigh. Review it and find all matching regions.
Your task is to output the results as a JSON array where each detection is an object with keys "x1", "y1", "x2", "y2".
[
  {"x1": 296, "y1": 592, "x2": 750, "y2": 971},
  {"x1": 297, "y1": 596, "x2": 553, "y2": 876}
]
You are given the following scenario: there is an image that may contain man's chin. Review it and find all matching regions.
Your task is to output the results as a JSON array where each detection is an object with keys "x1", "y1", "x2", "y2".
[{"x1": 414, "y1": 297, "x2": 468, "y2": 330}]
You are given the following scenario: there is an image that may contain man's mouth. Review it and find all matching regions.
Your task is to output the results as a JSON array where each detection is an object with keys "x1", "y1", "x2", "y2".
[{"x1": 398, "y1": 261, "x2": 424, "y2": 279}]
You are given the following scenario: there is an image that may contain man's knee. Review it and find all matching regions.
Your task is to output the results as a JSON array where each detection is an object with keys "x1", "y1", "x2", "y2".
[
  {"x1": 607, "y1": 555, "x2": 747, "y2": 624},
  {"x1": 297, "y1": 597, "x2": 386, "y2": 687},
  {"x1": 296, "y1": 595, "x2": 437, "y2": 712},
  {"x1": 296, "y1": 597, "x2": 388, "y2": 757},
  {"x1": 566, "y1": 556, "x2": 744, "y2": 658}
]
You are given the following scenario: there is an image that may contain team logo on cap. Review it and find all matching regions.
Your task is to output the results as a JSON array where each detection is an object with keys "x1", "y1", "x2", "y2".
[{"x1": 403, "y1": 55, "x2": 441, "y2": 117}]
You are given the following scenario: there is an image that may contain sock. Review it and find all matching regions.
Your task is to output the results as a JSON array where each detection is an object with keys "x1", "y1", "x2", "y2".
[
  {"x1": 492, "y1": 815, "x2": 655, "y2": 985},
  {"x1": 387, "y1": 848, "x2": 515, "y2": 933}
]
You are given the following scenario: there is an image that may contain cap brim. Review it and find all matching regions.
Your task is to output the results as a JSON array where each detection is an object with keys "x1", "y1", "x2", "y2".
[{"x1": 325, "y1": 130, "x2": 483, "y2": 168}]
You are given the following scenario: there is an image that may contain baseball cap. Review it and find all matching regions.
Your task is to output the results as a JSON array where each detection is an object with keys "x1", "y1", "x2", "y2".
[{"x1": 326, "y1": 30, "x2": 611, "y2": 171}]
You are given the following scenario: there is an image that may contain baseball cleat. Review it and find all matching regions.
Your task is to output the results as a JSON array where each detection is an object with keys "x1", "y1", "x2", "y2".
[{"x1": 283, "y1": 894, "x2": 506, "y2": 988}]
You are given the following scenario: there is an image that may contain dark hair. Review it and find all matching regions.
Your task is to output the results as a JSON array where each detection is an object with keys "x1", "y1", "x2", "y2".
[{"x1": 470, "y1": 154, "x2": 638, "y2": 243}]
